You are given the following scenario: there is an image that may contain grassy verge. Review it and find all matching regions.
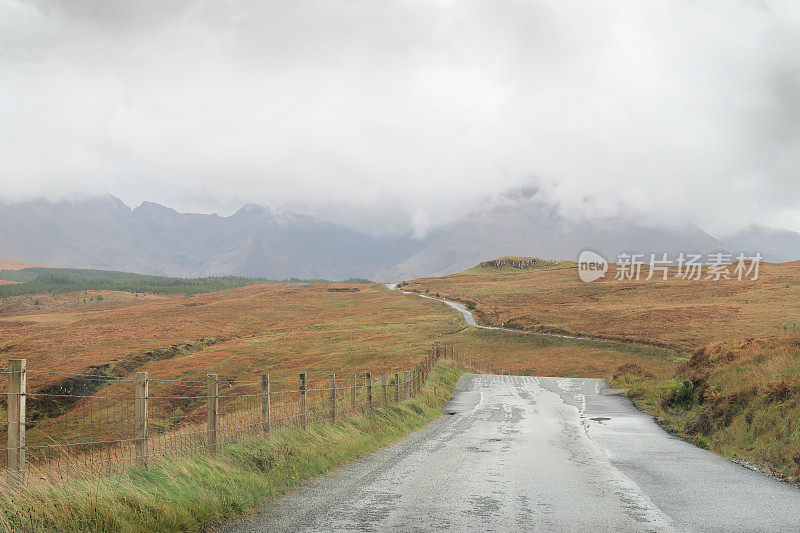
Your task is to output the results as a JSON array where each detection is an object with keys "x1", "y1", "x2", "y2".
[
  {"x1": 0, "y1": 363, "x2": 462, "y2": 532},
  {"x1": 612, "y1": 337, "x2": 800, "y2": 484}
]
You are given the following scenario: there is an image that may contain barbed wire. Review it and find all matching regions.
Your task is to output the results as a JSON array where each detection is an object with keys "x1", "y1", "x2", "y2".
[{"x1": 0, "y1": 345, "x2": 470, "y2": 487}]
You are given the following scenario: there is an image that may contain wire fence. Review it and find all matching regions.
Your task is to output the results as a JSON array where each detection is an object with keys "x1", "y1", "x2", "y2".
[{"x1": 1, "y1": 343, "x2": 501, "y2": 489}]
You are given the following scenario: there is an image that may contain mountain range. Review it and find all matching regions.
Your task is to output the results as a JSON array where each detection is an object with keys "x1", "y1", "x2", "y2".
[{"x1": 1, "y1": 196, "x2": 799, "y2": 281}]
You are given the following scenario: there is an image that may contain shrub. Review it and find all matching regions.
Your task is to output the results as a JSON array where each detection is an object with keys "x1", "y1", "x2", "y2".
[
  {"x1": 465, "y1": 301, "x2": 476, "y2": 310},
  {"x1": 666, "y1": 379, "x2": 695, "y2": 409}
]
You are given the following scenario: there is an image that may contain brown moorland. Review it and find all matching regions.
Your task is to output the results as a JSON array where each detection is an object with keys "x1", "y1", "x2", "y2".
[
  {"x1": 0, "y1": 281, "x2": 676, "y2": 451},
  {"x1": 0, "y1": 258, "x2": 48, "y2": 271},
  {"x1": 399, "y1": 257, "x2": 800, "y2": 350}
]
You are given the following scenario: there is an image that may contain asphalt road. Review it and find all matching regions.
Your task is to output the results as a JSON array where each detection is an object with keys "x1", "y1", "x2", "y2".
[
  {"x1": 386, "y1": 283, "x2": 603, "y2": 343},
  {"x1": 222, "y1": 374, "x2": 800, "y2": 532}
]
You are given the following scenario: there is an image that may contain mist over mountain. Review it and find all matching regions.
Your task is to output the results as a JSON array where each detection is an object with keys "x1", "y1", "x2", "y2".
[
  {"x1": 0, "y1": 196, "x2": 429, "y2": 280},
  {"x1": 2, "y1": 196, "x2": 799, "y2": 281}
]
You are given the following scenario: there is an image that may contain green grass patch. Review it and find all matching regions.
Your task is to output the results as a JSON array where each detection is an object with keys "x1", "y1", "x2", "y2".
[{"x1": 0, "y1": 363, "x2": 462, "y2": 532}]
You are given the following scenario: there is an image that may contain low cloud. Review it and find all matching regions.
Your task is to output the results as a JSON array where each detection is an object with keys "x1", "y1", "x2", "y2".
[{"x1": 1, "y1": 0, "x2": 799, "y2": 236}]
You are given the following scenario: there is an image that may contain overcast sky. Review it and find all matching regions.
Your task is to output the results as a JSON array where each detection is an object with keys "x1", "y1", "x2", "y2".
[{"x1": 1, "y1": 0, "x2": 799, "y2": 236}]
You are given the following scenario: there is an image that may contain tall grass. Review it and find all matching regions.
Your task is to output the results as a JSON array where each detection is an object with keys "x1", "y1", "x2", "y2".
[
  {"x1": 612, "y1": 337, "x2": 800, "y2": 484},
  {"x1": 0, "y1": 363, "x2": 461, "y2": 532}
]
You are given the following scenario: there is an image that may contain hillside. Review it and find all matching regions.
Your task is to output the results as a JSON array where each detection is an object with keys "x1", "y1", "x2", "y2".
[
  {"x1": 4, "y1": 196, "x2": 800, "y2": 280},
  {"x1": 0, "y1": 282, "x2": 676, "y2": 395},
  {"x1": 0, "y1": 281, "x2": 676, "y2": 448},
  {"x1": 614, "y1": 337, "x2": 800, "y2": 483},
  {"x1": 0, "y1": 197, "x2": 427, "y2": 280},
  {"x1": 0, "y1": 258, "x2": 47, "y2": 270},
  {"x1": 400, "y1": 257, "x2": 800, "y2": 349},
  {"x1": 0, "y1": 267, "x2": 370, "y2": 298},
  {"x1": 377, "y1": 199, "x2": 729, "y2": 280}
]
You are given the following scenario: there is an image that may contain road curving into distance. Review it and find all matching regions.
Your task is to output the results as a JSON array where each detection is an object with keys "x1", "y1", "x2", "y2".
[
  {"x1": 223, "y1": 374, "x2": 800, "y2": 532},
  {"x1": 385, "y1": 283, "x2": 608, "y2": 343},
  {"x1": 221, "y1": 284, "x2": 800, "y2": 531}
]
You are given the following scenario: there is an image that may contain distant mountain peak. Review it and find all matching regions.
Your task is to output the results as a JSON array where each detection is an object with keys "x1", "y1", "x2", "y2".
[
  {"x1": 134, "y1": 201, "x2": 177, "y2": 213},
  {"x1": 2, "y1": 195, "x2": 800, "y2": 281},
  {"x1": 233, "y1": 203, "x2": 271, "y2": 217}
]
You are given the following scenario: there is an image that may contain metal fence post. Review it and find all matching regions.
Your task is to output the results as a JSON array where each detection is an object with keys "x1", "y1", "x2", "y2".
[
  {"x1": 6, "y1": 359, "x2": 26, "y2": 488},
  {"x1": 207, "y1": 373, "x2": 219, "y2": 456},
  {"x1": 261, "y1": 374, "x2": 271, "y2": 436},
  {"x1": 300, "y1": 372, "x2": 307, "y2": 429},
  {"x1": 135, "y1": 371, "x2": 148, "y2": 468}
]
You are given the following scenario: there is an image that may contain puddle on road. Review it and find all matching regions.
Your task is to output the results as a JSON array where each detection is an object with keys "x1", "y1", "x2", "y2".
[{"x1": 590, "y1": 417, "x2": 611, "y2": 423}]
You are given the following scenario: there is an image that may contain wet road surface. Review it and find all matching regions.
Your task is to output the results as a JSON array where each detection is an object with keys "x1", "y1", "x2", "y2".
[
  {"x1": 221, "y1": 374, "x2": 800, "y2": 532},
  {"x1": 386, "y1": 283, "x2": 604, "y2": 342}
]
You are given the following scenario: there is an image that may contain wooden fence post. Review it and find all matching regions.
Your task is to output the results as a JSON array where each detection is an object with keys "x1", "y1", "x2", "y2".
[
  {"x1": 382, "y1": 373, "x2": 388, "y2": 405},
  {"x1": 6, "y1": 359, "x2": 26, "y2": 488},
  {"x1": 366, "y1": 372, "x2": 373, "y2": 414},
  {"x1": 300, "y1": 372, "x2": 307, "y2": 429},
  {"x1": 425, "y1": 351, "x2": 430, "y2": 380},
  {"x1": 329, "y1": 374, "x2": 336, "y2": 423},
  {"x1": 395, "y1": 372, "x2": 401, "y2": 402},
  {"x1": 351, "y1": 373, "x2": 357, "y2": 411},
  {"x1": 261, "y1": 374, "x2": 271, "y2": 436},
  {"x1": 135, "y1": 371, "x2": 148, "y2": 468},
  {"x1": 207, "y1": 373, "x2": 219, "y2": 456}
]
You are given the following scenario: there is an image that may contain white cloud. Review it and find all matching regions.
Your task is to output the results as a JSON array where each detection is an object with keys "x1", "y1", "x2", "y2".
[{"x1": 1, "y1": 0, "x2": 799, "y2": 236}]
